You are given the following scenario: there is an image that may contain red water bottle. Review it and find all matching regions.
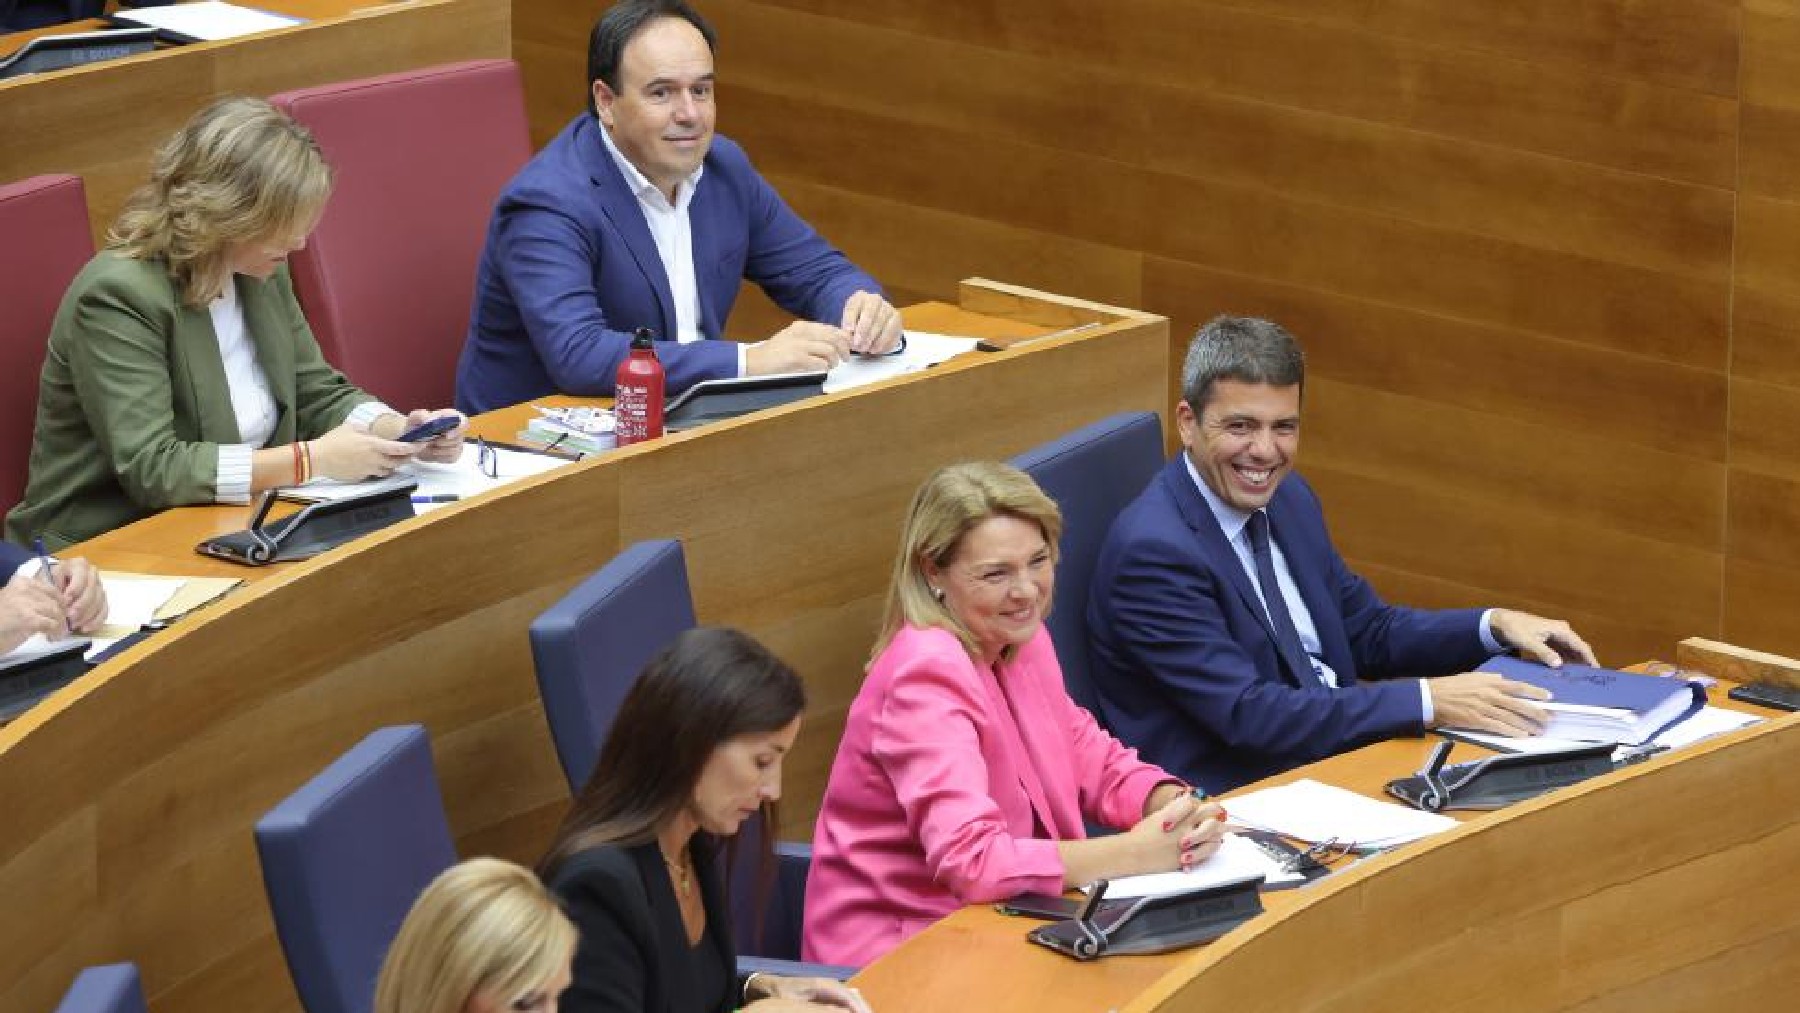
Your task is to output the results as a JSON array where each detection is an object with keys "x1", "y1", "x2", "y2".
[{"x1": 615, "y1": 327, "x2": 664, "y2": 445}]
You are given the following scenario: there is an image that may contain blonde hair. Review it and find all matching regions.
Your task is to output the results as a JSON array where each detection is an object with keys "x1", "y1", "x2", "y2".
[
  {"x1": 374, "y1": 858, "x2": 577, "y2": 1013},
  {"x1": 109, "y1": 96, "x2": 332, "y2": 306},
  {"x1": 875, "y1": 461, "x2": 1063, "y2": 662}
]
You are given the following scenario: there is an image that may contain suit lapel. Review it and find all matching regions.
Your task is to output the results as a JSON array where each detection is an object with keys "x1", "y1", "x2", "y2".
[
  {"x1": 173, "y1": 292, "x2": 242, "y2": 445},
  {"x1": 585, "y1": 122, "x2": 678, "y2": 338},
  {"x1": 977, "y1": 662, "x2": 1063, "y2": 840},
  {"x1": 1161, "y1": 458, "x2": 1280, "y2": 643}
]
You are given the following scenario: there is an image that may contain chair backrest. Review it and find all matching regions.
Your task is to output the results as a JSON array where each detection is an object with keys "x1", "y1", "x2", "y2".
[
  {"x1": 0, "y1": 173, "x2": 93, "y2": 509},
  {"x1": 271, "y1": 59, "x2": 531, "y2": 411},
  {"x1": 529, "y1": 539, "x2": 698, "y2": 791},
  {"x1": 1011, "y1": 411, "x2": 1165, "y2": 714},
  {"x1": 53, "y1": 963, "x2": 146, "y2": 1013},
  {"x1": 254, "y1": 725, "x2": 457, "y2": 1013}
]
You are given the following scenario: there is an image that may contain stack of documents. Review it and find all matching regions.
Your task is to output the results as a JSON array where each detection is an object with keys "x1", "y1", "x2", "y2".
[
  {"x1": 1473, "y1": 657, "x2": 1703, "y2": 744},
  {"x1": 111, "y1": 2, "x2": 304, "y2": 42},
  {"x1": 281, "y1": 443, "x2": 570, "y2": 509},
  {"x1": 1092, "y1": 834, "x2": 1304, "y2": 899},
  {"x1": 518, "y1": 404, "x2": 616, "y2": 456},
  {"x1": 1225, "y1": 779, "x2": 1459, "y2": 849},
  {"x1": 821, "y1": 331, "x2": 981, "y2": 394},
  {"x1": 1443, "y1": 705, "x2": 1762, "y2": 757}
]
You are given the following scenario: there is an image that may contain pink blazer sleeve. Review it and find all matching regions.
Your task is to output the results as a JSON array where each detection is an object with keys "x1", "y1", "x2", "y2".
[
  {"x1": 869, "y1": 636, "x2": 1066, "y2": 902},
  {"x1": 1062, "y1": 679, "x2": 1175, "y2": 831}
]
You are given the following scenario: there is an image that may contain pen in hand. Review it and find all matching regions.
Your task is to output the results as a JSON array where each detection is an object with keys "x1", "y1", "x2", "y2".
[{"x1": 31, "y1": 536, "x2": 70, "y2": 638}]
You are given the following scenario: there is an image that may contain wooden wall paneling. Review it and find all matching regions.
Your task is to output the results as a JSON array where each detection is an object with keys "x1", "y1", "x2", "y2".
[{"x1": 742, "y1": 0, "x2": 1736, "y2": 186}]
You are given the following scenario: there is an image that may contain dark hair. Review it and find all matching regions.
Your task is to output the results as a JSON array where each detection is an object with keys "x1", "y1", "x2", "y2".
[
  {"x1": 1181, "y1": 315, "x2": 1306, "y2": 412},
  {"x1": 539, "y1": 626, "x2": 806, "y2": 877},
  {"x1": 586, "y1": 0, "x2": 718, "y2": 114}
]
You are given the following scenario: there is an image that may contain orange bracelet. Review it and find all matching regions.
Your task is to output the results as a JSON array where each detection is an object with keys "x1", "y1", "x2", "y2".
[{"x1": 291, "y1": 442, "x2": 305, "y2": 485}]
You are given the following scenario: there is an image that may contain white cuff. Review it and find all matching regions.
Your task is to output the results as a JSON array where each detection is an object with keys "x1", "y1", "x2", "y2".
[
  {"x1": 345, "y1": 400, "x2": 400, "y2": 432},
  {"x1": 1477, "y1": 608, "x2": 1504, "y2": 654},
  {"x1": 1418, "y1": 679, "x2": 1435, "y2": 725},
  {"x1": 737, "y1": 342, "x2": 751, "y2": 377},
  {"x1": 215, "y1": 445, "x2": 254, "y2": 504}
]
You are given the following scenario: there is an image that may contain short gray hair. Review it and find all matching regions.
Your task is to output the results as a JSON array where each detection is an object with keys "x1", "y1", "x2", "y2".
[{"x1": 1181, "y1": 315, "x2": 1306, "y2": 411}]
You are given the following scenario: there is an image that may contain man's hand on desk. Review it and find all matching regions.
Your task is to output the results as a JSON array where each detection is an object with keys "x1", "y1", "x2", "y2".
[
  {"x1": 0, "y1": 577, "x2": 65, "y2": 653},
  {"x1": 54, "y1": 557, "x2": 107, "y2": 633},
  {"x1": 839, "y1": 290, "x2": 904, "y2": 354},
  {"x1": 1488, "y1": 609, "x2": 1598, "y2": 667},
  {"x1": 747, "y1": 321, "x2": 852, "y2": 374},
  {"x1": 1427, "y1": 673, "x2": 1551, "y2": 737}
]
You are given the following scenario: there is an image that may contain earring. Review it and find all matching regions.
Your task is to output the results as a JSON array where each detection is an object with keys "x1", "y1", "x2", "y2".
[{"x1": 931, "y1": 585, "x2": 945, "y2": 603}]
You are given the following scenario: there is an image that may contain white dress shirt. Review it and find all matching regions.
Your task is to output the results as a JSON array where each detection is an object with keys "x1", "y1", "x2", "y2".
[
  {"x1": 597, "y1": 122, "x2": 748, "y2": 375},
  {"x1": 1183, "y1": 455, "x2": 1456, "y2": 722}
]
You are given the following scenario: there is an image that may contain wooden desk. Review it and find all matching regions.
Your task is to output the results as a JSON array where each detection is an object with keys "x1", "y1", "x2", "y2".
[
  {"x1": 852, "y1": 693, "x2": 1800, "y2": 1012},
  {"x1": 0, "y1": 280, "x2": 1167, "y2": 1013},
  {"x1": 0, "y1": 0, "x2": 509, "y2": 244}
]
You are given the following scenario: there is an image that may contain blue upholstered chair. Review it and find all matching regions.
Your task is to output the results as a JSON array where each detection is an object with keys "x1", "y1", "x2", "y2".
[
  {"x1": 52, "y1": 963, "x2": 146, "y2": 1013},
  {"x1": 530, "y1": 540, "x2": 851, "y2": 973},
  {"x1": 1011, "y1": 411, "x2": 1165, "y2": 715},
  {"x1": 254, "y1": 725, "x2": 456, "y2": 1013}
]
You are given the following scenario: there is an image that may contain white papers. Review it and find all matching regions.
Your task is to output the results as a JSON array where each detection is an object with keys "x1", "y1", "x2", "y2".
[
  {"x1": 821, "y1": 331, "x2": 980, "y2": 394},
  {"x1": 1444, "y1": 705, "x2": 1761, "y2": 757},
  {"x1": 1, "y1": 633, "x2": 89, "y2": 669},
  {"x1": 1095, "y1": 834, "x2": 1303, "y2": 899},
  {"x1": 282, "y1": 443, "x2": 570, "y2": 509},
  {"x1": 80, "y1": 575, "x2": 187, "y2": 658},
  {"x1": 1226, "y1": 778, "x2": 1458, "y2": 848},
  {"x1": 1648, "y1": 706, "x2": 1762, "y2": 750},
  {"x1": 113, "y1": 2, "x2": 304, "y2": 42}
]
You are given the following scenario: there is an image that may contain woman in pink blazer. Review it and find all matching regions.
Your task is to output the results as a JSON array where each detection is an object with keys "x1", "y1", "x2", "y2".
[{"x1": 803, "y1": 462, "x2": 1227, "y2": 967}]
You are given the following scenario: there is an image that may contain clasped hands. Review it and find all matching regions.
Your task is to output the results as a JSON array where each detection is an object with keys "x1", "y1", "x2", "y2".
[
  {"x1": 1428, "y1": 608, "x2": 1600, "y2": 738},
  {"x1": 1133, "y1": 785, "x2": 1228, "y2": 874},
  {"x1": 746, "y1": 975, "x2": 873, "y2": 1013},
  {"x1": 0, "y1": 557, "x2": 108, "y2": 653},
  {"x1": 745, "y1": 291, "x2": 903, "y2": 375}
]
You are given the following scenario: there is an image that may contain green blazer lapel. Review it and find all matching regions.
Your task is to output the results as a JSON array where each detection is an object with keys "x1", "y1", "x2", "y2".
[
  {"x1": 171, "y1": 290, "x2": 244, "y2": 446},
  {"x1": 239, "y1": 273, "x2": 300, "y2": 445}
]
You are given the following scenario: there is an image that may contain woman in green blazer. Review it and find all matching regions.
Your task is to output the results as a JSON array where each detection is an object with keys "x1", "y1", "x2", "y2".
[{"x1": 6, "y1": 97, "x2": 466, "y2": 551}]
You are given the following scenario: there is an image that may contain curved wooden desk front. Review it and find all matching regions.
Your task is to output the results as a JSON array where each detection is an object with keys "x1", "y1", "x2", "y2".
[
  {"x1": 852, "y1": 707, "x2": 1800, "y2": 1012},
  {"x1": 0, "y1": 282, "x2": 1169, "y2": 1013}
]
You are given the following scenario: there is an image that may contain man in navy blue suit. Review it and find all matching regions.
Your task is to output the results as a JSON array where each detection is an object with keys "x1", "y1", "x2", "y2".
[
  {"x1": 1, "y1": 540, "x2": 107, "y2": 654},
  {"x1": 456, "y1": 0, "x2": 902, "y2": 413},
  {"x1": 1088, "y1": 316, "x2": 1597, "y2": 792}
]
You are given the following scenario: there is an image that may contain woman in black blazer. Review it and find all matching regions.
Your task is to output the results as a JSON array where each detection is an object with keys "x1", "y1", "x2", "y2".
[{"x1": 538, "y1": 627, "x2": 868, "y2": 1013}]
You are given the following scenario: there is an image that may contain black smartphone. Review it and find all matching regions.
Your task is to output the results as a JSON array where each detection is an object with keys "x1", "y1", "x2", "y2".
[
  {"x1": 1728, "y1": 682, "x2": 1800, "y2": 712},
  {"x1": 994, "y1": 892, "x2": 1083, "y2": 920},
  {"x1": 397, "y1": 415, "x2": 460, "y2": 443}
]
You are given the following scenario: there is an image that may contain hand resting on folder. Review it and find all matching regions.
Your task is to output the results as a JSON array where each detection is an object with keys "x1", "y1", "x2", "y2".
[{"x1": 1423, "y1": 608, "x2": 1601, "y2": 738}]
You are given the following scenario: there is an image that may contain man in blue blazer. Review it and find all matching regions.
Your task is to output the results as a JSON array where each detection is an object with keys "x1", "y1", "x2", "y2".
[
  {"x1": 1088, "y1": 316, "x2": 1597, "y2": 792},
  {"x1": 456, "y1": 0, "x2": 903, "y2": 413}
]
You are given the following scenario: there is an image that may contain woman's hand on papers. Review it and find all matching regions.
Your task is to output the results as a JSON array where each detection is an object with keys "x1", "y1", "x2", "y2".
[
  {"x1": 1428, "y1": 673, "x2": 1552, "y2": 736},
  {"x1": 1489, "y1": 609, "x2": 1598, "y2": 667},
  {"x1": 749, "y1": 976, "x2": 873, "y2": 1013}
]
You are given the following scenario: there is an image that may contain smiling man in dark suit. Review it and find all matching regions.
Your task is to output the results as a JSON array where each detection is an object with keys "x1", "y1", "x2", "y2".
[
  {"x1": 1087, "y1": 316, "x2": 1598, "y2": 793},
  {"x1": 456, "y1": 0, "x2": 902, "y2": 413}
]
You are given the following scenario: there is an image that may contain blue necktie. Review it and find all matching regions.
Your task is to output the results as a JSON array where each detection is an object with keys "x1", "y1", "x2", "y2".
[{"x1": 1248, "y1": 511, "x2": 1322, "y2": 687}]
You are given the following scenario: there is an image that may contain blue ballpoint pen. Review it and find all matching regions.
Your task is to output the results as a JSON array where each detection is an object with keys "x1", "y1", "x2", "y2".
[{"x1": 31, "y1": 535, "x2": 69, "y2": 637}]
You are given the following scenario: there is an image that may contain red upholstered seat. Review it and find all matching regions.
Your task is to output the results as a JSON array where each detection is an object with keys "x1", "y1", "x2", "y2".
[
  {"x1": 0, "y1": 173, "x2": 93, "y2": 511},
  {"x1": 272, "y1": 59, "x2": 532, "y2": 413}
]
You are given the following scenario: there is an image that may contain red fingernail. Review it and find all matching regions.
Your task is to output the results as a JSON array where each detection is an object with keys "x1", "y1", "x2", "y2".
[{"x1": 1161, "y1": 820, "x2": 1172, "y2": 832}]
